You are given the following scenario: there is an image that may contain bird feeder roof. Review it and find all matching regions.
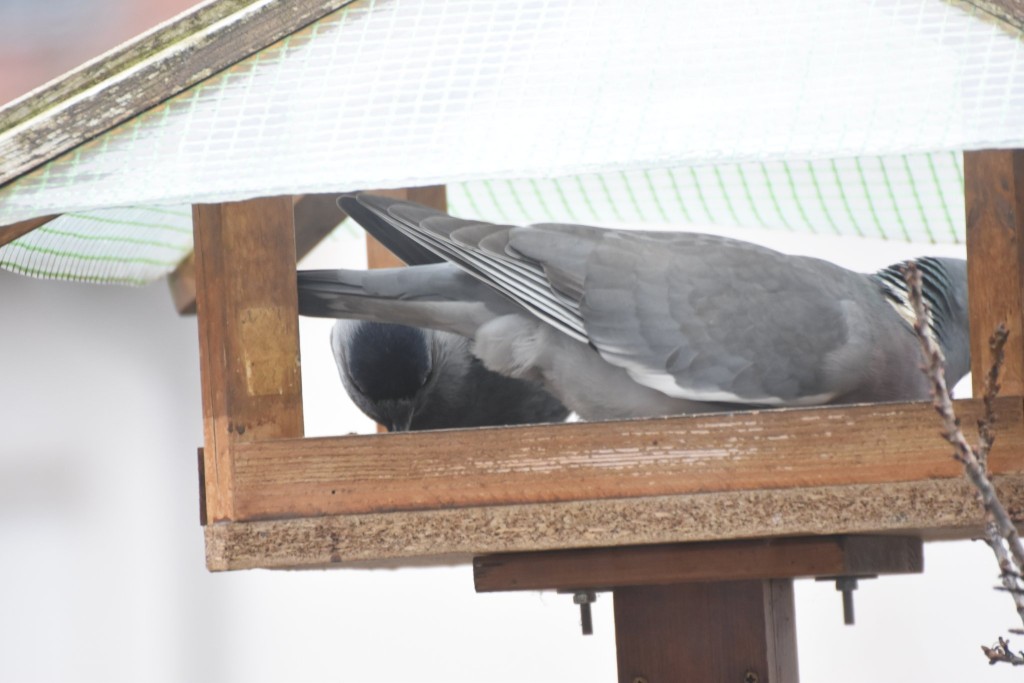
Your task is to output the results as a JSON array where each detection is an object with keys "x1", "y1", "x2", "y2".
[{"x1": 1, "y1": 0, "x2": 1023, "y2": 284}]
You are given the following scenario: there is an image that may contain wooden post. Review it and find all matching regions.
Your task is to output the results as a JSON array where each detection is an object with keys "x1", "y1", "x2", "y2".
[
  {"x1": 615, "y1": 581, "x2": 797, "y2": 683},
  {"x1": 475, "y1": 536, "x2": 921, "y2": 683},
  {"x1": 193, "y1": 196, "x2": 303, "y2": 522},
  {"x1": 364, "y1": 186, "x2": 447, "y2": 269},
  {"x1": 964, "y1": 149, "x2": 1024, "y2": 396}
]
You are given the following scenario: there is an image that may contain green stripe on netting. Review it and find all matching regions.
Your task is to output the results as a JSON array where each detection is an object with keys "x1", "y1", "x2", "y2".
[
  {"x1": 481, "y1": 179, "x2": 511, "y2": 222},
  {"x1": 926, "y1": 153, "x2": 958, "y2": 242},
  {"x1": 665, "y1": 169, "x2": 693, "y2": 223},
  {"x1": 0, "y1": 260, "x2": 149, "y2": 285},
  {"x1": 64, "y1": 212, "x2": 191, "y2": 235},
  {"x1": 595, "y1": 174, "x2": 623, "y2": 222},
  {"x1": 38, "y1": 226, "x2": 186, "y2": 250},
  {"x1": 641, "y1": 169, "x2": 670, "y2": 223},
  {"x1": 504, "y1": 180, "x2": 530, "y2": 219},
  {"x1": 781, "y1": 161, "x2": 813, "y2": 231},
  {"x1": 759, "y1": 162, "x2": 792, "y2": 230},
  {"x1": 527, "y1": 178, "x2": 553, "y2": 219},
  {"x1": 573, "y1": 176, "x2": 600, "y2": 222},
  {"x1": 688, "y1": 167, "x2": 717, "y2": 223},
  {"x1": 551, "y1": 178, "x2": 580, "y2": 222},
  {"x1": 4, "y1": 241, "x2": 181, "y2": 266},
  {"x1": 619, "y1": 171, "x2": 647, "y2": 222},
  {"x1": 951, "y1": 150, "x2": 964, "y2": 188},
  {"x1": 460, "y1": 183, "x2": 486, "y2": 218},
  {"x1": 901, "y1": 155, "x2": 936, "y2": 244},
  {"x1": 878, "y1": 157, "x2": 912, "y2": 241},
  {"x1": 713, "y1": 166, "x2": 741, "y2": 225},
  {"x1": 735, "y1": 164, "x2": 768, "y2": 228},
  {"x1": 806, "y1": 162, "x2": 840, "y2": 236},
  {"x1": 854, "y1": 157, "x2": 887, "y2": 239},
  {"x1": 829, "y1": 159, "x2": 865, "y2": 238}
]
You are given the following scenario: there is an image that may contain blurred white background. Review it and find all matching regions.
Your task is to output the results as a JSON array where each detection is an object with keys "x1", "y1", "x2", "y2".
[{"x1": 1, "y1": 220, "x2": 1022, "y2": 682}]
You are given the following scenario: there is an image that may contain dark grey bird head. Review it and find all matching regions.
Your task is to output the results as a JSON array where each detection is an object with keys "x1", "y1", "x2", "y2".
[{"x1": 330, "y1": 319, "x2": 569, "y2": 431}]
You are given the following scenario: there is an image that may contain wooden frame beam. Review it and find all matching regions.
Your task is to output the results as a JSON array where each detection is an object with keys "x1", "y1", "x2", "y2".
[
  {"x1": 193, "y1": 196, "x2": 304, "y2": 522},
  {"x1": 0, "y1": 214, "x2": 57, "y2": 248},
  {"x1": 223, "y1": 397, "x2": 1023, "y2": 520},
  {"x1": 473, "y1": 535, "x2": 922, "y2": 592},
  {"x1": 965, "y1": 149, "x2": 1024, "y2": 395}
]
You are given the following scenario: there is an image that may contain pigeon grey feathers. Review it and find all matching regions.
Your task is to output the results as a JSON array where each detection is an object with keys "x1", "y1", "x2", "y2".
[
  {"x1": 307, "y1": 207, "x2": 568, "y2": 431},
  {"x1": 298, "y1": 193, "x2": 969, "y2": 422}
]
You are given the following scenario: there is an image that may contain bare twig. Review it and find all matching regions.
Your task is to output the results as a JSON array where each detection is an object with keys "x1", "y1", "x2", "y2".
[
  {"x1": 903, "y1": 263, "x2": 1024, "y2": 652},
  {"x1": 982, "y1": 637, "x2": 1024, "y2": 666},
  {"x1": 977, "y1": 326, "x2": 1009, "y2": 469}
]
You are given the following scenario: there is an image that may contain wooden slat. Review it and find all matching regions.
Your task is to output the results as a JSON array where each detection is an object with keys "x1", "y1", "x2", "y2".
[
  {"x1": 614, "y1": 580, "x2": 798, "y2": 683},
  {"x1": 227, "y1": 397, "x2": 1024, "y2": 520},
  {"x1": 473, "y1": 536, "x2": 922, "y2": 592},
  {"x1": 205, "y1": 474, "x2": 1024, "y2": 570},
  {"x1": 0, "y1": 0, "x2": 360, "y2": 188},
  {"x1": 965, "y1": 150, "x2": 1024, "y2": 397},
  {"x1": 193, "y1": 196, "x2": 304, "y2": 522},
  {"x1": 0, "y1": 214, "x2": 58, "y2": 247}
]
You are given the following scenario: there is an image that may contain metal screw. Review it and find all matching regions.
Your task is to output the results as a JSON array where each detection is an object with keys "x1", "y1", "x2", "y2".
[
  {"x1": 573, "y1": 590, "x2": 597, "y2": 635},
  {"x1": 816, "y1": 574, "x2": 875, "y2": 625},
  {"x1": 744, "y1": 671, "x2": 760, "y2": 683},
  {"x1": 632, "y1": 677, "x2": 648, "y2": 683}
]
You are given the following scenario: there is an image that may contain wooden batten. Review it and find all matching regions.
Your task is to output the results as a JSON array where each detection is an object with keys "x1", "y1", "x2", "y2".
[
  {"x1": 223, "y1": 397, "x2": 1023, "y2": 520},
  {"x1": 965, "y1": 149, "x2": 1024, "y2": 396},
  {"x1": 0, "y1": 214, "x2": 57, "y2": 247},
  {"x1": 473, "y1": 535, "x2": 923, "y2": 592},
  {"x1": 193, "y1": 196, "x2": 304, "y2": 522}
]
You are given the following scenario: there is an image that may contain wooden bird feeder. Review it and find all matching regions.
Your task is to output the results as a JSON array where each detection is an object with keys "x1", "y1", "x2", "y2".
[{"x1": 3, "y1": 1, "x2": 1024, "y2": 680}]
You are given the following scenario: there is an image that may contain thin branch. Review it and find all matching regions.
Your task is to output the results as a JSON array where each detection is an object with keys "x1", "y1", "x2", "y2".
[
  {"x1": 977, "y1": 325, "x2": 1008, "y2": 469},
  {"x1": 903, "y1": 263, "x2": 1024, "y2": 650},
  {"x1": 982, "y1": 637, "x2": 1024, "y2": 666}
]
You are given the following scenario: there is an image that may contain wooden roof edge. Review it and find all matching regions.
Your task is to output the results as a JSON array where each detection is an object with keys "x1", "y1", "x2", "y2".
[
  {"x1": 958, "y1": 0, "x2": 1024, "y2": 33},
  {"x1": 0, "y1": 0, "x2": 362, "y2": 189}
]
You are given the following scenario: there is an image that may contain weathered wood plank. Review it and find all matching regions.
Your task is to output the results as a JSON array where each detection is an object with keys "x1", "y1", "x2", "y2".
[
  {"x1": 0, "y1": 214, "x2": 58, "y2": 247},
  {"x1": 0, "y1": 0, "x2": 360, "y2": 188},
  {"x1": 965, "y1": 149, "x2": 1024, "y2": 396},
  {"x1": 473, "y1": 536, "x2": 922, "y2": 592},
  {"x1": 192, "y1": 196, "x2": 304, "y2": 522},
  {"x1": 228, "y1": 397, "x2": 1024, "y2": 520},
  {"x1": 204, "y1": 474, "x2": 1024, "y2": 570},
  {"x1": 614, "y1": 580, "x2": 798, "y2": 683}
]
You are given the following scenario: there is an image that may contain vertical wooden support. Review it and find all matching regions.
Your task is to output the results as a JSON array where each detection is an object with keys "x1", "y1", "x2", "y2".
[
  {"x1": 364, "y1": 186, "x2": 447, "y2": 268},
  {"x1": 193, "y1": 196, "x2": 304, "y2": 522},
  {"x1": 614, "y1": 581, "x2": 798, "y2": 683},
  {"x1": 964, "y1": 150, "x2": 1024, "y2": 396}
]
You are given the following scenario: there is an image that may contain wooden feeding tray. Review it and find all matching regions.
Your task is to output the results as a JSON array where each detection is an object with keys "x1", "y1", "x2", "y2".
[{"x1": 182, "y1": 152, "x2": 1024, "y2": 681}]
